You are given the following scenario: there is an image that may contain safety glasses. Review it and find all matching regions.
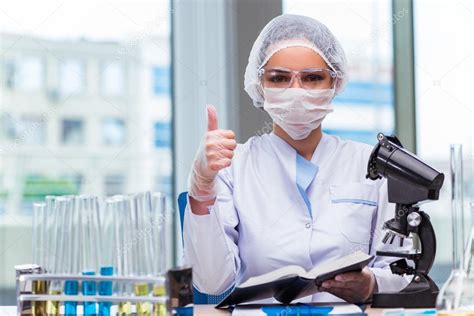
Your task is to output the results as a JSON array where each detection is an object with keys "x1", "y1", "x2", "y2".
[{"x1": 258, "y1": 67, "x2": 339, "y2": 92}]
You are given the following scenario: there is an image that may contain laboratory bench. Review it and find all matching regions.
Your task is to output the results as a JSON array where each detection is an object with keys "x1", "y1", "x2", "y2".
[{"x1": 0, "y1": 304, "x2": 434, "y2": 315}]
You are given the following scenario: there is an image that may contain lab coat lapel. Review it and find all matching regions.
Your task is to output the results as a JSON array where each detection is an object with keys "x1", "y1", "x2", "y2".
[
  {"x1": 267, "y1": 132, "x2": 315, "y2": 217},
  {"x1": 309, "y1": 132, "x2": 334, "y2": 185},
  {"x1": 268, "y1": 132, "x2": 297, "y2": 184}
]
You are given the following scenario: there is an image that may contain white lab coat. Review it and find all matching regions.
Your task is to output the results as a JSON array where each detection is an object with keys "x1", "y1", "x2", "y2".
[{"x1": 183, "y1": 132, "x2": 412, "y2": 303}]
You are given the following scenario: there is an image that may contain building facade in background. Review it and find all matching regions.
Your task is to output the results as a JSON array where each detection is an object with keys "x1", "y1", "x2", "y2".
[{"x1": 0, "y1": 33, "x2": 172, "y2": 215}]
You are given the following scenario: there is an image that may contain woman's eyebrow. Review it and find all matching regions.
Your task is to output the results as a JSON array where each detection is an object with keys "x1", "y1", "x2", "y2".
[
  {"x1": 267, "y1": 67, "x2": 328, "y2": 72},
  {"x1": 267, "y1": 67, "x2": 291, "y2": 72}
]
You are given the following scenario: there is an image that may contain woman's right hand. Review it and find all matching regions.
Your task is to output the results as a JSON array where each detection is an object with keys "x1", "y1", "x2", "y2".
[{"x1": 188, "y1": 105, "x2": 237, "y2": 212}]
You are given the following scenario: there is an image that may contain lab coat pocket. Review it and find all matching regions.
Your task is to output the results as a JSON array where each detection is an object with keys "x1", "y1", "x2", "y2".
[{"x1": 329, "y1": 183, "x2": 377, "y2": 251}]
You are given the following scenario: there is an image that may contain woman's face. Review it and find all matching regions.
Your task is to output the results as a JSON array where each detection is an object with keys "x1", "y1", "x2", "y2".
[
  {"x1": 262, "y1": 46, "x2": 334, "y2": 142},
  {"x1": 264, "y1": 46, "x2": 330, "y2": 89}
]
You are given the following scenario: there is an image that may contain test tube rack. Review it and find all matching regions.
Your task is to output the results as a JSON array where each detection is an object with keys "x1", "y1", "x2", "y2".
[{"x1": 15, "y1": 264, "x2": 168, "y2": 316}]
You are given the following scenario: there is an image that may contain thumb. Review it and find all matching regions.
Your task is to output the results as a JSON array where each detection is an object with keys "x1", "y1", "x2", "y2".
[{"x1": 207, "y1": 104, "x2": 218, "y2": 131}]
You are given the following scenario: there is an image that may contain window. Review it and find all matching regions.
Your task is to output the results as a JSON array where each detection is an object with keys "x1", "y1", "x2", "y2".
[
  {"x1": 0, "y1": 113, "x2": 21, "y2": 140},
  {"x1": 0, "y1": 114, "x2": 46, "y2": 145},
  {"x1": 0, "y1": 0, "x2": 173, "y2": 303},
  {"x1": 154, "y1": 121, "x2": 171, "y2": 148},
  {"x1": 152, "y1": 66, "x2": 171, "y2": 96},
  {"x1": 59, "y1": 59, "x2": 86, "y2": 96},
  {"x1": 3, "y1": 60, "x2": 16, "y2": 89},
  {"x1": 414, "y1": 0, "x2": 473, "y2": 284},
  {"x1": 13, "y1": 57, "x2": 44, "y2": 92},
  {"x1": 100, "y1": 62, "x2": 125, "y2": 96},
  {"x1": 102, "y1": 118, "x2": 126, "y2": 145},
  {"x1": 61, "y1": 119, "x2": 84, "y2": 145},
  {"x1": 284, "y1": 0, "x2": 395, "y2": 145},
  {"x1": 18, "y1": 115, "x2": 47, "y2": 145}
]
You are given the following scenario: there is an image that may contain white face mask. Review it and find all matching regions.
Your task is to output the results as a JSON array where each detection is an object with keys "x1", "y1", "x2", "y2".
[{"x1": 263, "y1": 88, "x2": 334, "y2": 140}]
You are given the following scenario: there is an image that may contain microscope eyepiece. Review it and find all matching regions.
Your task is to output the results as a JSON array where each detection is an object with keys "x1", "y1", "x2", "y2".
[{"x1": 366, "y1": 133, "x2": 444, "y2": 204}]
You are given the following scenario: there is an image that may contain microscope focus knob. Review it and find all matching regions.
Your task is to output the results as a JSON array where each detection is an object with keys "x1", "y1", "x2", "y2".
[{"x1": 407, "y1": 212, "x2": 422, "y2": 227}]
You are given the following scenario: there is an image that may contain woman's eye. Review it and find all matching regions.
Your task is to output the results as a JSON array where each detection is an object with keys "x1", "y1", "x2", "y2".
[
  {"x1": 268, "y1": 74, "x2": 290, "y2": 83},
  {"x1": 302, "y1": 74, "x2": 324, "y2": 82}
]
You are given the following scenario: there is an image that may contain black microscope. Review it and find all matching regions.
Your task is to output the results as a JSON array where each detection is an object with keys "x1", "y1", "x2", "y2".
[{"x1": 366, "y1": 133, "x2": 445, "y2": 308}]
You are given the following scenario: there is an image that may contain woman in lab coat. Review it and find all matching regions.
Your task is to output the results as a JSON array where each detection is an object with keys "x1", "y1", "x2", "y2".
[{"x1": 184, "y1": 14, "x2": 411, "y2": 303}]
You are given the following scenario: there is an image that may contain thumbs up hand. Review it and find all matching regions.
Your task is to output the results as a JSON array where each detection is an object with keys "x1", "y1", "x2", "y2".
[
  {"x1": 204, "y1": 105, "x2": 237, "y2": 174},
  {"x1": 188, "y1": 104, "x2": 237, "y2": 202}
]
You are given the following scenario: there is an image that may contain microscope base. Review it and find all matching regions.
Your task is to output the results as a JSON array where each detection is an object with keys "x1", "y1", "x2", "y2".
[{"x1": 371, "y1": 274, "x2": 439, "y2": 308}]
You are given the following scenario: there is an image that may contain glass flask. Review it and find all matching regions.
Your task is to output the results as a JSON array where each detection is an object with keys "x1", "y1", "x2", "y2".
[
  {"x1": 436, "y1": 144, "x2": 472, "y2": 313},
  {"x1": 457, "y1": 202, "x2": 474, "y2": 311}
]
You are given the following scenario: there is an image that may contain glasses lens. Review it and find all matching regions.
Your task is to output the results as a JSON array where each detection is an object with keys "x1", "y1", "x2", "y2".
[
  {"x1": 261, "y1": 68, "x2": 337, "y2": 90},
  {"x1": 300, "y1": 69, "x2": 336, "y2": 90},
  {"x1": 262, "y1": 69, "x2": 292, "y2": 89}
]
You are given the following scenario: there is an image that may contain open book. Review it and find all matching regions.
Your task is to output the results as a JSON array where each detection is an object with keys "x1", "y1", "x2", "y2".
[{"x1": 216, "y1": 251, "x2": 373, "y2": 308}]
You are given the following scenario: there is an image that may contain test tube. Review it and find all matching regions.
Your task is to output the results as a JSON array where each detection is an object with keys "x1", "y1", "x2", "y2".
[
  {"x1": 151, "y1": 192, "x2": 167, "y2": 275},
  {"x1": 99, "y1": 198, "x2": 116, "y2": 316},
  {"x1": 44, "y1": 195, "x2": 57, "y2": 273},
  {"x1": 151, "y1": 192, "x2": 167, "y2": 316},
  {"x1": 45, "y1": 196, "x2": 59, "y2": 315},
  {"x1": 32, "y1": 202, "x2": 47, "y2": 267},
  {"x1": 64, "y1": 196, "x2": 80, "y2": 315},
  {"x1": 115, "y1": 196, "x2": 132, "y2": 316},
  {"x1": 131, "y1": 192, "x2": 154, "y2": 316},
  {"x1": 32, "y1": 202, "x2": 48, "y2": 315},
  {"x1": 47, "y1": 196, "x2": 69, "y2": 315},
  {"x1": 79, "y1": 195, "x2": 101, "y2": 315}
]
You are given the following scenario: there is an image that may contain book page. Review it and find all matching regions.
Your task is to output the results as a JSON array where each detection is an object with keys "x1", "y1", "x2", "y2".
[
  {"x1": 306, "y1": 251, "x2": 371, "y2": 279},
  {"x1": 239, "y1": 265, "x2": 307, "y2": 288},
  {"x1": 238, "y1": 251, "x2": 371, "y2": 288}
]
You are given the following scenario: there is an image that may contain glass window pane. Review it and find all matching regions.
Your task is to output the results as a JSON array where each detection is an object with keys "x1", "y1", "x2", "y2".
[
  {"x1": 101, "y1": 62, "x2": 126, "y2": 96},
  {"x1": 19, "y1": 115, "x2": 47, "y2": 145},
  {"x1": 154, "y1": 121, "x2": 171, "y2": 148},
  {"x1": 0, "y1": 113, "x2": 46, "y2": 145},
  {"x1": 152, "y1": 66, "x2": 170, "y2": 96},
  {"x1": 414, "y1": 0, "x2": 473, "y2": 284},
  {"x1": 1, "y1": 113, "x2": 22, "y2": 141},
  {"x1": 102, "y1": 117, "x2": 126, "y2": 145},
  {"x1": 284, "y1": 0, "x2": 395, "y2": 145},
  {"x1": 61, "y1": 119, "x2": 84, "y2": 145},
  {"x1": 3, "y1": 60, "x2": 16, "y2": 89},
  {"x1": 59, "y1": 59, "x2": 85, "y2": 96},
  {"x1": 14, "y1": 56, "x2": 44, "y2": 92}
]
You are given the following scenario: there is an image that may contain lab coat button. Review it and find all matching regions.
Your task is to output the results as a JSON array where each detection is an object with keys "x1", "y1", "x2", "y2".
[{"x1": 305, "y1": 223, "x2": 311, "y2": 229}]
